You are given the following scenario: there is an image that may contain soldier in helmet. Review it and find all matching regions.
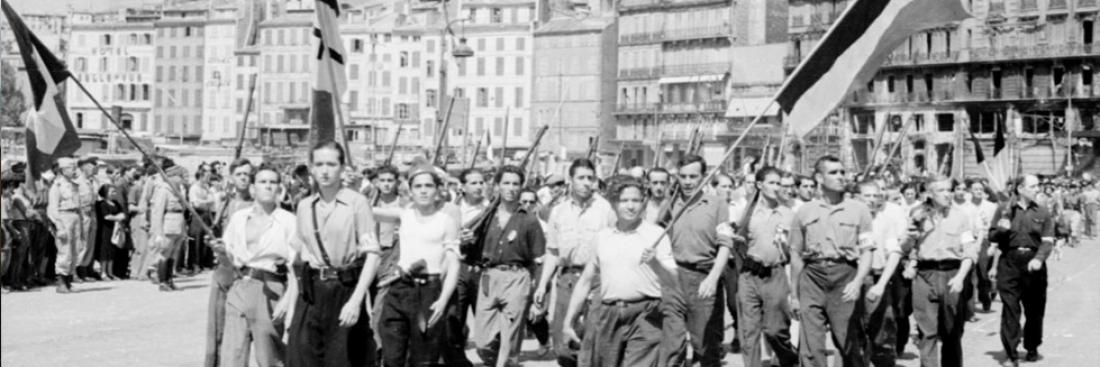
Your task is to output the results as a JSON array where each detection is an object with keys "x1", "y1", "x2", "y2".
[{"x1": 47, "y1": 157, "x2": 83, "y2": 293}]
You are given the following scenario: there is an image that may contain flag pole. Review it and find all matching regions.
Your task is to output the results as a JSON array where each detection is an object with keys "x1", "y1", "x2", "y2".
[
  {"x1": 69, "y1": 76, "x2": 218, "y2": 239},
  {"x1": 875, "y1": 115, "x2": 916, "y2": 178},
  {"x1": 233, "y1": 73, "x2": 259, "y2": 159},
  {"x1": 326, "y1": 61, "x2": 350, "y2": 152}
]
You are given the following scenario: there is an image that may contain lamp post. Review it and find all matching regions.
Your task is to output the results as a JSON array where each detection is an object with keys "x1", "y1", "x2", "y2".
[{"x1": 435, "y1": 3, "x2": 473, "y2": 164}]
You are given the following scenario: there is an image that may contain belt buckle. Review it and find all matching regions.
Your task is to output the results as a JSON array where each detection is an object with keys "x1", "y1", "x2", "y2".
[
  {"x1": 1016, "y1": 247, "x2": 1034, "y2": 252},
  {"x1": 318, "y1": 267, "x2": 338, "y2": 281}
]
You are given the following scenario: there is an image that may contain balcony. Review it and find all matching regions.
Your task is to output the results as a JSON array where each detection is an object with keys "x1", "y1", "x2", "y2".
[
  {"x1": 663, "y1": 26, "x2": 729, "y2": 42},
  {"x1": 873, "y1": 43, "x2": 1100, "y2": 69},
  {"x1": 662, "y1": 63, "x2": 729, "y2": 77},
  {"x1": 619, "y1": 0, "x2": 663, "y2": 11},
  {"x1": 619, "y1": 31, "x2": 664, "y2": 45},
  {"x1": 618, "y1": 67, "x2": 661, "y2": 80},
  {"x1": 1081, "y1": 0, "x2": 1098, "y2": 8},
  {"x1": 661, "y1": 100, "x2": 727, "y2": 114},
  {"x1": 615, "y1": 103, "x2": 659, "y2": 114}
]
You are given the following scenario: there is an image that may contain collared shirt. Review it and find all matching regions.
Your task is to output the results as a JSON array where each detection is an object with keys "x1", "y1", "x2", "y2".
[
  {"x1": 911, "y1": 204, "x2": 979, "y2": 262},
  {"x1": 479, "y1": 207, "x2": 546, "y2": 267},
  {"x1": 189, "y1": 182, "x2": 215, "y2": 211},
  {"x1": 790, "y1": 198, "x2": 873, "y2": 262},
  {"x1": 975, "y1": 199, "x2": 998, "y2": 240},
  {"x1": 76, "y1": 173, "x2": 98, "y2": 210},
  {"x1": 737, "y1": 203, "x2": 794, "y2": 267},
  {"x1": 643, "y1": 198, "x2": 667, "y2": 224},
  {"x1": 594, "y1": 222, "x2": 676, "y2": 301},
  {"x1": 48, "y1": 178, "x2": 82, "y2": 213},
  {"x1": 459, "y1": 198, "x2": 489, "y2": 226},
  {"x1": 150, "y1": 181, "x2": 187, "y2": 237},
  {"x1": 870, "y1": 202, "x2": 907, "y2": 270},
  {"x1": 668, "y1": 193, "x2": 734, "y2": 266},
  {"x1": 546, "y1": 195, "x2": 616, "y2": 267},
  {"x1": 375, "y1": 195, "x2": 407, "y2": 249},
  {"x1": 991, "y1": 201, "x2": 1056, "y2": 262},
  {"x1": 292, "y1": 188, "x2": 380, "y2": 268},
  {"x1": 223, "y1": 205, "x2": 297, "y2": 273},
  {"x1": 397, "y1": 207, "x2": 460, "y2": 274}
]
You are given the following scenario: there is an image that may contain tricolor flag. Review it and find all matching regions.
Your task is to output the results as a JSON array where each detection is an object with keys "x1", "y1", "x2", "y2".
[
  {"x1": 967, "y1": 115, "x2": 1011, "y2": 194},
  {"x1": 777, "y1": 0, "x2": 971, "y2": 137},
  {"x1": 2, "y1": 2, "x2": 80, "y2": 179},
  {"x1": 310, "y1": 0, "x2": 348, "y2": 144}
]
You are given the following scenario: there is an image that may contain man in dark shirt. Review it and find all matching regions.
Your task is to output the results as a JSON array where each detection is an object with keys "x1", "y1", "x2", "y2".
[
  {"x1": 473, "y1": 165, "x2": 549, "y2": 367},
  {"x1": 989, "y1": 174, "x2": 1055, "y2": 367}
]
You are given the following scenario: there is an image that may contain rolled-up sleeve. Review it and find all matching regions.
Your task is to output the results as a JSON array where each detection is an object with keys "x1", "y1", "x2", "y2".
[
  {"x1": 789, "y1": 211, "x2": 805, "y2": 257},
  {"x1": 527, "y1": 216, "x2": 547, "y2": 258},
  {"x1": 545, "y1": 205, "x2": 561, "y2": 251},
  {"x1": 1035, "y1": 212, "x2": 1056, "y2": 262},
  {"x1": 857, "y1": 207, "x2": 874, "y2": 252},
  {"x1": 354, "y1": 197, "x2": 380, "y2": 254},
  {"x1": 714, "y1": 199, "x2": 733, "y2": 250}
]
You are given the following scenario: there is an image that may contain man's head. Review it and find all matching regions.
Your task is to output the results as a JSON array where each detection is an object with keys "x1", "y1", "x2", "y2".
[
  {"x1": 813, "y1": 155, "x2": 846, "y2": 194},
  {"x1": 228, "y1": 158, "x2": 255, "y2": 191},
  {"x1": 309, "y1": 141, "x2": 346, "y2": 189},
  {"x1": 408, "y1": 166, "x2": 443, "y2": 207},
  {"x1": 902, "y1": 183, "x2": 918, "y2": 202},
  {"x1": 647, "y1": 168, "x2": 670, "y2": 199},
  {"x1": 857, "y1": 180, "x2": 885, "y2": 212},
  {"x1": 495, "y1": 165, "x2": 525, "y2": 203},
  {"x1": 968, "y1": 179, "x2": 988, "y2": 202},
  {"x1": 924, "y1": 175, "x2": 954, "y2": 208},
  {"x1": 372, "y1": 165, "x2": 400, "y2": 195},
  {"x1": 711, "y1": 174, "x2": 734, "y2": 202},
  {"x1": 251, "y1": 164, "x2": 283, "y2": 204},
  {"x1": 569, "y1": 158, "x2": 598, "y2": 201},
  {"x1": 519, "y1": 189, "x2": 539, "y2": 211},
  {"x1": 755, "y1": 166, "x2": 783, "y2": 202},
  {"x1": 677, "y1": 154, "x2": 707, "y2": 194},
  {"x1": 779, "y1": 174, "x2": 796, "y2": 203},
  {"x1": 58, "y1": 157, "x2": 78, "y2": 179},
  {"x1": 608, "y1": 175, "x2": 647, "y2": 223},
  {"x1": 1015, "y1": 174, "x2": 1040, "y2": 204},
  {"x1": 797, "y1": 175, "x2": 817, "y2": 201},
  {"x1": 78, "y1": 157, "x2": 98, "y2": 176}
]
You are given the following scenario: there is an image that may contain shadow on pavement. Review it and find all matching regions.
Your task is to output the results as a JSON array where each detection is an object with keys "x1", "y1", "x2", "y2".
[
  {"x1": 174, "y1": 284, "x2": 207, "y2": 291},
  {"x1": 983, "y1": 350, "x2": 1010, "y2": 364},
  {"x1": 74, "y1": 286, "x2": 114, "y2": 293}
]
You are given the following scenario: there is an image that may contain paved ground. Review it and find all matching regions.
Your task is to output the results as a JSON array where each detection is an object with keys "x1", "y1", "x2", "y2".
[{"x1": 3, "y1": 239, "x2": 1099, "y2": 366}]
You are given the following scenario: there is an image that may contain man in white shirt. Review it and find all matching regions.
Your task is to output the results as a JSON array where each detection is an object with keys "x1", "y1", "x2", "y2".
[
  {"x1": 969, "y1": 179, "x2": 999, "y2": 313},
  {"x1": 856, "y1": 181, "x2": 907, "y2": 367},
  {"x1": 643, "y1": 168, "x2": 671, "y2": 224},
  {"x1": 561, "y1": 175, "x2": 678, "y2": 367},
  {"x1": 212, "y1": 165, "x2": 297, "y2": 367}
]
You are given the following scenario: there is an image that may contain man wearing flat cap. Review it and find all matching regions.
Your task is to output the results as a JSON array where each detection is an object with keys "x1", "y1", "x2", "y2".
[{"x1": 47, "y1": 157, "x2": 83, "y2": 293}]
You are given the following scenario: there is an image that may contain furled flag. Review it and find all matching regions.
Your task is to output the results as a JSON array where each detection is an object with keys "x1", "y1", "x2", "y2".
[
  {"x1": 967, "y1": 114, "x2": 1011, "y2": 194},
  {"x1": 2, "y1": 2, "x2": 81, "y2": 179},
  {"x1": 310, "y1": 0, "x2": 348, "y2": 144},
  {"x1": 777, "y1": 0, "x2": 971, "y2": 138}
]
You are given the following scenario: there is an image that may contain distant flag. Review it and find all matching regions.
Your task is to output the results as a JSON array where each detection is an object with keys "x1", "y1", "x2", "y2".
[
  {"x1": 776, "y1": 0, "x2": 971, "y2": 137},
  {"x1": 967, "y1": 114, "x2": 1011, "y2": 193},
  {"x1": 2, "y1": 2, "x2": 81, "y2": 179},
  {"x1": 310, "y1": 0, "x2": 348, "y2": 144}
]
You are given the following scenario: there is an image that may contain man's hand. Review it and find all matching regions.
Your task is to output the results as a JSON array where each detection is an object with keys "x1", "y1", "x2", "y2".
[
  {"x1": 427, "y1": 298, "x2": 447, "y2": 328},
  {"x1": 988, "y1": 268, "x2": 998, "y2": 284},
  {"x1": 1027, "y1": 259, "x2": 1043, "y2": 272},
  {"x1": 338, "y1": 299, "x2": 361, "y2": 328},
  {"x1": 787, "y1": 294, "x2": 800, "y2": 320},
  {"x1": 534, "y1": 287, "x2": 547, "y2": 305},
  {"x1": 947, "y1": 274, "x2": 966, "y2": 294},
  {"x1": 272, "y1": 296, "x2": 292, "y2": 321},
  {"x1": 697, "y1": 275, "x2": 720, "y2": 298},
  {"x1": 866, "y1": 283, "x2": 886, "y2": 302},
  {"x1": 902, "y1": 265, "x2": 917, "y2": 280},
  {"x1": 460, "y1": 228, "x2": 475, "y2": 244},
  {"x1": 998, "y1": 218, "x2": 1012, "y2": 230},
  {"x1": 563, "y1": 325, "x2": 581, "y2": 346},
  {"x1": 640, "y1": 247, "x2": 656, "y2": 263},
  {"x1": 207, "y1": 238, "x2": 225, "y2": 252},
  {"x1": 842, "y1": 280, "x2": 862, "y2": 302}
]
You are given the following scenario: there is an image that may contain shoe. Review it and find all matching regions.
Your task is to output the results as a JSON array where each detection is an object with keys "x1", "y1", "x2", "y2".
[
  {"x1": 55, "y1": 276, "x2": 71, "y2": 294},
  {"x1": 1025, "y1": 350, "x2": 1039, "y2": 362},
  {"x1": 158, "y1": 283, "x2": 175, "y2": 292},
  {"x1": 1000, "y1": 359, "x2": 1018, "y2": 367},
  {"x1": 981, "y1": 303, "x2": 992, "y2": 313},
  {"x1": 729, "y1": 338, "x2": 742, "y2": 354},
  {"x1": 535, "y1": 344, "x2": 551, "y2": 358}
]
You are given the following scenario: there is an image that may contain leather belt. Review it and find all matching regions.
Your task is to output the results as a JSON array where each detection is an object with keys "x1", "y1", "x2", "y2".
[
  {"x1": 308, "y1": 265, "x2": 362, "y2": 282},
  {"x1": 675, "y1": 261, "x2": 713, "y2": 273},
  {"x1": 238, "y1": 266, "x2": 287, "y2": 282},
  {"x1": 602, "y1": 297, "x2": 659, "y2": 307},
  {"x1": 395, "y1": 273, "x2": 443, "y2": 286},
  {"x1": 489, "y1": 263, "x2": 525, "y2": 272},
  {"x1": 916, "y1": 259, "x2": 961, "y2": 271},
  {"x1": 806, "y1": 258, "x2": 857, "y2": 267},
  {"x1": 560, "y1": 265, "x2": 585, "y2": 274}
]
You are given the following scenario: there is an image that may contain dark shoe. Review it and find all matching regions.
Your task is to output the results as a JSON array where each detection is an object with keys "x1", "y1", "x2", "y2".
[
  {"x1": 1000, "y1": 359, "x2": 1019, "y2": 367},
  {"x1": 1025, "y1": 350, "x2": 1039, "y2": 362},
  {"x1": 158, "y1": 283, "x2": 176, "y2": 292},
  {"x1": 55, "y1": 277, "x2": 71, "y2": 294},
  {"x1": 729, "y1": 338, "x2": 742, "y2": 354},
  {"x1": 981, "y1": 303, "x2": 992, "y2": 313}
]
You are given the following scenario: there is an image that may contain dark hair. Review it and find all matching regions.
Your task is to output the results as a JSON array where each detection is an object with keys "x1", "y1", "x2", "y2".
[
  {"x1": 607, "y1": 175, "x2": 648, "y2": 203},
  {"x1": 813, "y1": 155, "x2": 842, "y2": 175},
  {"x1": 678, "y1": 154, "x2": 707, "y2": 174},
  {"x1": 647, "y1": 167, "x2": 670, "y2": 181},
  {"x1": 711, "y1": 173, "x2": 734, "y2": 187},
  {"x1": 459, "y1": 167, "x2": 486, "y2": 184},
  {"x1": 568, "y1": 158, "x2": 597, "y2": 178},
  {"x1": 98, "y1": 184, "x2": 114, "y2": 198},
  {"x1": 292, "y1": 164, "x2": 310, "y2": 180},
  {"x1": 229, "y1": 158, "x2": 254, "y2": 175},
  {"x1": 495, "y1": 165, "x2": 526, "y2": 185},
  {"x1": 310, "y1": 140, "x2": 346, "y2": 165},
  {"x1": 797, "y1": 175, "x2": 817, "y2": 187},
  {"x1": 160, "y1": 158, "x2": 177, "y2": 170},
  {"x1": 409, "y1": 169, "x2": 443, "y2": 187},
  {"x1": 856, "y1": 180, "x2": 880, "y2": 194},
  {"x1": 372, "y1": 165, "x2": 400, "y2": 181},
  {"x1": 754, "y1": 166, "x2": 783, "y2": 182},
  {"x1": 519, "y1": 188, "x2": 538, "y2": 199},
  {"x1": 251, "y1": 164, "x2": 283, "y2": 184}
]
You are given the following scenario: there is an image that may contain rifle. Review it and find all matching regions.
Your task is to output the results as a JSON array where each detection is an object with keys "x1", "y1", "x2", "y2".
[
  {"x1": 655, "y1": 127, "x2": 705, "y2": 225},
  {"x1": 467, "y1": 132, "x2": 483, "y2": 171},
  {"x1": 586, "y1": 136, "x2": 600, "y2": 161},
  {"x1": 652, "y1": 130, "x2": 665, "y2": 168},
  {"x1": 382, "y1": 126, "x2": 403, "y2": 167},
  {"x1": 431, "y1": 97, "x2": 458, "y2": 166},
  {"x1": 464, "y1": 126, "x2": 550, "y2": 235}
]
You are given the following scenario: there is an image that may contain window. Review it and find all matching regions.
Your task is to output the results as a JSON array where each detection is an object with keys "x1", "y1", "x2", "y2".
[
  {"x1": 426, "y1": 60, "x2": 434, "y2": 77},
  {"x1": 412, "y1": 52, "x2": 420, "y2": 67},
  {"x1": 237, "y1": 74, "x2": 244, "y2": 90},
  {"x1": 477, "y1": 38, "x2": 486, "y2": 51},
  {"x1": 185, "y1": 27, "x2": 193, "y2": 37},
  {"x1": 352, "y1": 38, "x2": 363, "y2": 52},
  {"x1": 400, "y1": 51, "x2": 409, "y2": 67},
  {"x1": 195, "y1": 89, "x2": 202, "y2": 107},
  {"x1": 349, "y1": 91, "x2": 358, "y2": 111},
  {"x1": 496, "y1": 37, "x2": 505, "y2": 51},
  {"x1": 99, "y1": 57, "x2": 109, "y2": 72},
  {"x1": 156, "y1": 89, "x2": 163, "y2": 107},
  {"x1": 887, "y1": 75, "x2": 895, "y2": 93},
  {"x1": 76, "y1": 113, "x2": 84, "y2": 128},
  {"x1": 277, "y1": 55, "x2": 285, "y2": 73},
  {"x1": 382, "y1": 97, "x2": 391, "y2": 116},
  {"x1": 168, "y1": 89, "x2": 177, "y2": 107},
  {"x1": 103, "y1": 34, "x2": 111, "y2": 45},
  {"x1": 399, "y1": 77, "x2": 408, "y2": 94},
  {"x1": 427, "y1": 39, "x2": 435, "y2": 53},
  {"x1": 382, "y1": 71, "x2": 391, "y2": 87},
  {"x1": 516, "y1": 37, "x2": 525, "y2": 51},
  {"x1": 937, "y1": 113, "x2": 954, "y2": 132},
  {"x1": 168, "y1": 66, "x2": 176, "y2": 81},
  {"x1": 426, "y1": 89, "x2": 437, "y2": 107},
  {"x1": 289, "y1": 85, "x2": 296, "y2": 103},
  {"x1": 515, "y1": 87, "x2": 523, "y2": 107},
  {"x1": 144, "y1": 34, "x2": 152, "y2": 44},
  {"x1": 494, "y1": 117, "x2": 503, "y2": 136},
  {"x1": 156, "y1": 66, "x2": 163, "y2": 82},
  {"x1": 515, "y1": 57, "x2": 524, "y2": 75},
  {"x1": 491, "y1": 8, "x2": 503, "y2": 24},
  {"x1": 397, "y1": 103, "x2": 410, "y2": 119},
  {"x1": 143, "y1": 85, "x2": 150, "y2": 100},
  {"x1": 477, "y1": 58, "x2": 486, "y2": 76},
  {"x1": 513, "y1": 117, "x2": 522, "y2": 137},
  {"x1": 182, "y1": 66, "x2": 190, "y2": 82},
  {"x1": 157, "y1": 46, "x2": 164, "y2": 58},
  {"x1": 495, "y1": 87, "x2": 503, "y2": 107},
  {"x1": 350, "y1": 64, "x2": 359, "y2": 80},
  {"x1": 477, "y1": 88, "x2": 488, "y2": 107},
  {"x1": 182, "y1": 88, "x2": 189, "y2": 106},
  {"x1": 496, "y1": 57, "x2": 505, "y2": 76},
  {"x1": 183, "y1": 45, "x2": 190, "y2": 58},
  {"x1": 457, "y1": 59, "x2": 466, "y2": 76}
]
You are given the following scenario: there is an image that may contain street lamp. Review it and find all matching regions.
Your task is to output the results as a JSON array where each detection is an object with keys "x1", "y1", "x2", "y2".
[{"x1": 435, "y1": 4, "x2": 472, "y2": 164}]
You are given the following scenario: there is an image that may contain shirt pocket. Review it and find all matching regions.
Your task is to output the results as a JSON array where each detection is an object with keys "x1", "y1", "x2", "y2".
[
  {"x1": 834, "y1": 218, "x2": 860, "y2": 250},
  {"x1": 802, "y1": 215, "x2": 826, "y2": 253}
]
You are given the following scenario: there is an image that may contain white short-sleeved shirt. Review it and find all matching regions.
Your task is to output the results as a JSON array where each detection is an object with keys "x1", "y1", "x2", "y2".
[
  {"x1": 223, "y1": 206, "x2": 298, "y2": 273},
  {"x1": 870, "y1": 202, "x2": 907, "y2": 270},
  {"x1": 397, "y1": 207, "x2": 459, "y2": 274},
  {"x1": 594, "y1": 222, "x2": 676, "y2": 301}
]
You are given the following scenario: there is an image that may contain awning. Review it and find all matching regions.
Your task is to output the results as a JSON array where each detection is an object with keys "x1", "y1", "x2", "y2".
[
  {"x1": 658, "y1": 74, "x2": 726, "y2": 84},
  {"x1": 725, "y1": 97, "x2": 780, "y2": 118}
]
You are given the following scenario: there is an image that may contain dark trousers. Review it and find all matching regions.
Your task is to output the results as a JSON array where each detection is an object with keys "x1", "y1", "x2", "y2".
[
  {"x1": 797, "y1": 262, "x2": 867, "y2": 367},
  {"x1": 665, "y1": 267, "x2": 724, "y2": 367},
  {"x1": 723, "y1": 261, "x2": 740, "y2": 341},
  {"x1": 205, "y1": 260, "x2": 237, "y2": 367},
  {"x1": 379, "y1": 278, "x2": 450, "y2": 367},
  {"x1": 552, "y1": 268, "x2": 589, "y2": 367},
  {"x1": 863, "y1": 272, "x2": 899, "y2": 367},
  {"x1": 913, "y1": 266, "x2": 971, "y2": 367},
  {"x1": 443, "y1": 264, "x2": 478, "y2": 367},
  {"x1": 975, "y1": 239, "x2": 995, "y2": 310},
  {"x1": 578, "y1": 299, "x2": 663, "y2": 367},
  {"x1": 6, "y1": 220, "x2": 34, "y2": 287},
  {"x1": 997, "y1": 250, "x2": 1047, "y2": 360},
  {"x1": 738, "y1": 268, "x2": 798, "y2": 367},
  {"x1": 894, "y1": 270, "x2": 913, "y2": 354},
  {"x1": 287, "y1": 277, "x2": 375, "y2": 367}
]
